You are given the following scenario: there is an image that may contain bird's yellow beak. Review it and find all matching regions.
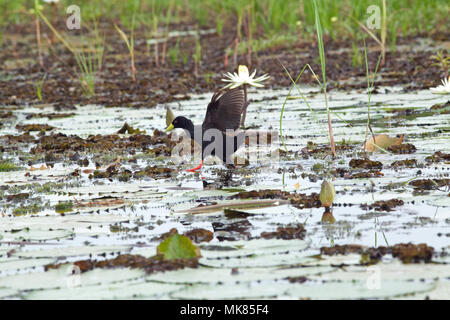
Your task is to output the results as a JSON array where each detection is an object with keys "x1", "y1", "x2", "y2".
[{"x1": 164, "y1": 123, "x2": 174, "y2": 132}]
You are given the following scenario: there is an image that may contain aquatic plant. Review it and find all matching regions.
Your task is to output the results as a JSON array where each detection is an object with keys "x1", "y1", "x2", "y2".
[
  {"x1": 35, "y1": 73, "x2": 47, "y2": 101},
  {"x1": 352, "y1": 0, "x2": 387, "y2": 66},
  {"x1": 36, "y1": 10, "x2": 102, "y2": 96},
  {"x1": 430, "y1": 50, "x2": 449, "y2": 79},
  {"x1": 32, "y1": 0, "x2": 44, "y2": 68},
  {"x1": 362, "y1": 38, "x2": 383, "y2": 154},
  {"x1": 429, "y1": 76, "x2": 450, "y2": 95},
  {"x1": 115, "y1": 16, "x2": 136, "y2": 82},
  {"x1": 0, "y1": 161, "x2": 20, "y2": 172},
  {"x1": 313, "y1": 0, "x2": 335, "y2": 158}
]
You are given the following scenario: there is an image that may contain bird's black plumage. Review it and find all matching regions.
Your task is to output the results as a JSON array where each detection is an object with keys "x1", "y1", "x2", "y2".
[{"x1": 168, "y1": 88, "x2": 246, "y2": 165}]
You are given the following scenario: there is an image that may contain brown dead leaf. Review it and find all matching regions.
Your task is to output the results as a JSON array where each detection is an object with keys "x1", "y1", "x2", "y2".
[
  {"x1": 28, "y1": 164, "x2": 49, "y2": 171},
  {"x1": 364, "y1": 134, "x2": 404, "y2": 152},
  {"x1": 74, "y1": 197, "x2": 125, "y2": 208}
]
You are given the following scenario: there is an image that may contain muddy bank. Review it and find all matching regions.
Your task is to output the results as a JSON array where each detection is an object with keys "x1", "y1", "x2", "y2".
[{"x1": 1, "y1": 20, "x2": 449, "y2": 108}]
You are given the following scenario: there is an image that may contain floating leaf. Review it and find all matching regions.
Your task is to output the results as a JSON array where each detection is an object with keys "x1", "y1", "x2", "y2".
[
  {"x1": 364, "y1": 134, "x2": 404, "y2": 152},
  {"x1": 171, "y1": 279, "x2": 436, "y2": 300},
  {"x1": 176, "y1": 199, "x2": 289, "y2": 214},
  {"x1": 157, "y1": 233, "x2": 201, "y2": 260},
  {"x1": 146, "y1": 265, "x2": 335, "y2": 284},
  {"x1": 24, "y1": 281, "x2": 182, "y2": 300}
]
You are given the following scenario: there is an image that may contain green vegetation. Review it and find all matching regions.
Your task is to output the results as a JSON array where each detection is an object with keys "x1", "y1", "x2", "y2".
[
  {"x1": 36, "y1": 6, "x2": 104, "y2": 96},
  {"x1": 0, "y1": 161, "x2": 20, "y2": 172},
  {"x1": 55, "y1": 201, "x2": 74, "y2": 213},
  {"x1": 157, "y1": 233, "x2": 200, "y2": 260},
  {"x1": 1, "y1": 0, "x2": 447, "y2": 46},
  {"x1": 13, "y1": 204, "x2": 42, "y2": 216}
]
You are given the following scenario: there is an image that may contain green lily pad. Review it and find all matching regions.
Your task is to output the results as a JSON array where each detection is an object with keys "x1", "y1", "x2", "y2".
[
  {"x1": 157, "y1": 234, "x2": 200, "y2": 260},
  {"x1": 147, "y1": 265, "x2": 336, "y2": 284}
]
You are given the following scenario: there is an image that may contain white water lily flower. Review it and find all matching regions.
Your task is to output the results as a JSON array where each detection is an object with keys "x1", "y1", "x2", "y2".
[
  {"x1": 430, "y1": 76, "x2": 450, "y2": 95},
  {"x1": 222, "y1": 65, "x2": 270, "y2": 89}
]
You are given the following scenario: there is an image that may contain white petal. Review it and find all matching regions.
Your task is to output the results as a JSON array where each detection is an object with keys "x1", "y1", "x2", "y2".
[
  {"x1": 222, "y1": 83, "x2": 234, "y2": 89},
  {"x1": 230, "y1": 82, "x2": 243, "y2": 89}
]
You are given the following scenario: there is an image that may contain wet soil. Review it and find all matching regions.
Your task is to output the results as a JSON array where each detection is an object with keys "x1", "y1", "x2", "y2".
[{"x1": 0, "y1": 21, "x2": 449, "y2": 109}]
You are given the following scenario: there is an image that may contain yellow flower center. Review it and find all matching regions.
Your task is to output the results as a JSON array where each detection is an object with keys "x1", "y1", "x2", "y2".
[{"x1": 238, "y1": 65, "x2": 249, "y2": 78}]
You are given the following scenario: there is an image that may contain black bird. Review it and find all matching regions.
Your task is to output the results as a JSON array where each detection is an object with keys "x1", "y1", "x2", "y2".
[{"x1": 165, "y1": 88, "x2": 246, "y2": 172}]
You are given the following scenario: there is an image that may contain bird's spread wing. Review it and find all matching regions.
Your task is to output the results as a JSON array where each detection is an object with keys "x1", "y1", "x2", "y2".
[{"x1": 202, "y1": 88, "x2": 245, "y2": 132}]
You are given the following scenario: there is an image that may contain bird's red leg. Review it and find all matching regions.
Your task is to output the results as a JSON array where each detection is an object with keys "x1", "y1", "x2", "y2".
[{"x1": 186, "y1": 160, "x2": 203, "y2": 172}]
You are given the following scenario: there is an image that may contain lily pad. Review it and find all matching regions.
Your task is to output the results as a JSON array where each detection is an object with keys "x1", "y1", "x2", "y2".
[
  {"x1": 157, "y1": 233, "x2": 201, "y2": 260},
  {"x1": 23, "y1": 280, "x2": 182, "y2": 300}
]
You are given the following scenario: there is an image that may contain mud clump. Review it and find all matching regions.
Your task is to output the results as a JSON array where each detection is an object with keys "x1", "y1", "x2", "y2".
[
  {"x1": 409, "y1": 179, "x2": 449, "y2": 190},
  {"x1": 320, "y1": 243, "x2": 434, "y2": 264},
  {"x1": 46, "y1": 254, "x2": 198, "y2": 275},
  {"x1": 286, "y1": 276, "x2": 308, "y2": 284},
  {"x1": 147, "y1": 145, "x2": 172, "y2": 156},
  {"x1": 260, "y1": 224, "x2": 306, "y2": 240},
  {"x1": 386, "y1": 108, "x2": 416, "y2": 115},
  {"x1": 6, "y1": 193, "x2": 30, "y2": 202},
  {"x1": 302, "y1": 142, "x2": 354, "y2": 157},
  {"x1": 320, "y1": 244, "x2": 365, "y2": 256},
  {"x1": 391, "y1": 159, "x2": 417, "y2": 168},
  {"x1": 430, "y1": 101, "x2": 449, "y2": 110},
  {"x1": 184, "y1": 228, "x2": 214, "y2": 243},
  {"x1": 90, "y1": 165, "x2": 174, "y2": 180},
  {"x1": 350, "y1": 171, "x2": 384, "y2": 179},
  {"x1": 425, "y1": 151, "x2": 450, "y2": 163},
  {"x1": 31, "y1": 131, "x2": 168, "y2": 155},
  {"x1": 392, "y1": 243, "x2": 434, "y2": 263},
  {"x1": 25, "y1": 112, "x2": 75, "y2": 120},
  {"x1": 387, "y1": 143, "x2": 416, "y2": 154},
  {"x1": 0, "y1": 133, "x2": 36, "y2": 146},
  {"x1": 133, "y1": 165, "x2": 174, "y2": 179},
  {"x1": 361, "y1": 198, "x2": 405, "y2": 212},
  {"x1": 231, "y1": 189, "x2": 321, "y2": 209},
  {"x1": 334, "y1": 167, "x2": 384, "y2": 179},
  {"x1": 16, "y1": 124, "x2": 55, "y2": 132},
  {"x1": 212, "y1": 220, "x2": 252, "y2": 241},
  {"x1": 349, "y1": 159, "x2": 383, "y2": 170},
  {"x1": 0, "y1": 111, "x2": 14, "y2": 119}
]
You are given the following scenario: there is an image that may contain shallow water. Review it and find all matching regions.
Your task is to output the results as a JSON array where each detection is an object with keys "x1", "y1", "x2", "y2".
[{"x1": 0, "y1": 86, "x2": 449, "y2": 299}]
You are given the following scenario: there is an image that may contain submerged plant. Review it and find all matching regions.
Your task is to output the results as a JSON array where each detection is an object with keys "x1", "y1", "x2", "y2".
[{"x1": 222, "y1": 65, "x2": 270, "y2": 127}]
